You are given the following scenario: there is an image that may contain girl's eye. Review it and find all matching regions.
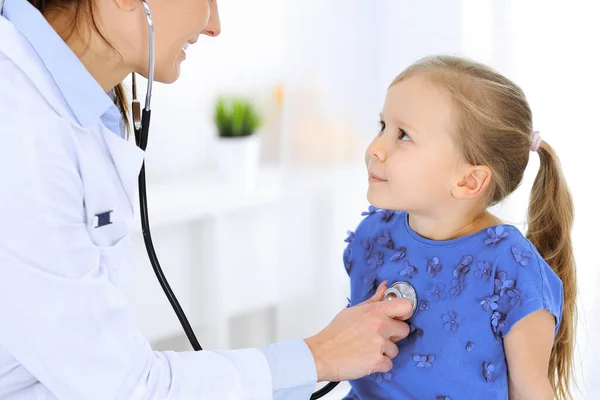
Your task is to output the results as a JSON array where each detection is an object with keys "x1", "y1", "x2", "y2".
[
  {"x1": 378, "y1": 120, "x2": 411, "y2": 141},
  {"x1": 398, "y1": 129, "x2": 411, "y2": 141}
]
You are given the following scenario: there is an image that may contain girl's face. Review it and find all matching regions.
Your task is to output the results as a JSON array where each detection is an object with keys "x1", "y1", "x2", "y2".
[
  {"x1": 365, "y1": 76, "x2": 466, "y2": 216},
  {"x1": 102, "y1": 0, "x2": 221, "y2": 83}
]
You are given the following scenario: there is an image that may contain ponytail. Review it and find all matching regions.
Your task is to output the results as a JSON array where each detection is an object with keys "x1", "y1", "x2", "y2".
[
  {"x1": 113, "y1": 83, "x2": 131, "y2": 139},
  {"x1": 526, "y1": 140, "x2": 576, "y2": 399}
]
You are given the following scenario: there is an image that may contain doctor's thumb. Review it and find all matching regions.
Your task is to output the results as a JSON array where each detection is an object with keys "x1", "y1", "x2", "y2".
[{"x1": 363, "y1": 281, "x2": 388, "y2": 304}]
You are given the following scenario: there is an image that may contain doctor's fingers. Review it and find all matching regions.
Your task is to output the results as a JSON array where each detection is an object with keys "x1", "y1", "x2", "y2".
[
  {"x1": 381, "y1": 318, "x2": 410, "y2": 343},
  {"x1": 381, "y1": 297, "x2": 414, "y2": 320},
  {"x1": 381, "y1": 339, "x2": 400, "y2": 360},
  {"x1": 364, "y1": 281, "x2": 388, "y2": 303},
  {"x1": 372, "y1": 340, "x2": 397, "y2": 373}
]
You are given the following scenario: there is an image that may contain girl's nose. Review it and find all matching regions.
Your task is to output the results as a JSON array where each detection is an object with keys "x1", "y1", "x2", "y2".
[{"x1": 366, "y1": 136, "x2": 387, "y2": 163}]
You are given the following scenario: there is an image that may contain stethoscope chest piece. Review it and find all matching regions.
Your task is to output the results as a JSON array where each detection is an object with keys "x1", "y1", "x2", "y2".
[{"x1": 383, "y1": 281, "x2": 418, "y2": 312}]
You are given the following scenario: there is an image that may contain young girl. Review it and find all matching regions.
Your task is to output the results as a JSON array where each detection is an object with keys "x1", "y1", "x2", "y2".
[{"x1": 342, "y1": 55, "x2": 576, "y2": 400}]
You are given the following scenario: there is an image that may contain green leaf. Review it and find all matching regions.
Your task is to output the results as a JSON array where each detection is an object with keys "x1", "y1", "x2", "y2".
[{"x1": 213, "y1": 96, "x2": 262, "y2": 137}]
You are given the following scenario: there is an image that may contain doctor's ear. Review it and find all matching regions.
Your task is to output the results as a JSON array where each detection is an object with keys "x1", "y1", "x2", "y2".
[
  {"x1": 451, "y1": 166, "x2": 492, "y2": 200},
  {"x1": 112, "y1": 0, "x2": 139, "y2": 12}
]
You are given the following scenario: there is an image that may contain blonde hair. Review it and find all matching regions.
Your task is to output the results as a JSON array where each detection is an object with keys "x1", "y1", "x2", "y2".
[{"x1": 390, "y1": 55, "x2": 576, "y2": 399}]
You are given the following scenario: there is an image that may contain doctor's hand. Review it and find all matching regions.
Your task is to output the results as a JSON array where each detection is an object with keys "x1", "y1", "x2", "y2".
[{"x1": 304, "y1": 281, "x2": 413, "y2": 383}]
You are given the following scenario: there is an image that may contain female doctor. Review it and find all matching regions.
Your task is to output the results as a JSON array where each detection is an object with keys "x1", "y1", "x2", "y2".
[{"x1": 0, "y1": 0, "x2": 414, "y2": 399}]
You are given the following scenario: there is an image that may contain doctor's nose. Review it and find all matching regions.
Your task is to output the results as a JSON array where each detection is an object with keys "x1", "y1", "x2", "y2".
[{"x1": 203, "y1": 0, "x2": 221, "y2": 37}]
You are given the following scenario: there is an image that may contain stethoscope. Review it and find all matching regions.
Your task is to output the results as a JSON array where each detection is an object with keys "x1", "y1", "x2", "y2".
[
  {"x1": 131, "y1": 3, "x2": 419, "y2": 398},
  {"x1": 130, "y1": 6, "x2": 344, "y2": 397},
  {"x1": 0, "y1": 0, "x2": 418, "y2": 396}
]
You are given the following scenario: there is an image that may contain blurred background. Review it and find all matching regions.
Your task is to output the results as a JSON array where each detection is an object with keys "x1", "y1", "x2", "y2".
[{"x1": 123, "y1": 1, "x2": 600, "y2": 398}]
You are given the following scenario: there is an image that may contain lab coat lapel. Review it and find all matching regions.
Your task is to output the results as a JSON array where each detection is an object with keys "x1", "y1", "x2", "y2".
[
  {"x1": 100, "y1": 126, "x2": 145, "y2": 213},
  {"x1": 0, "y1": 17, "x2": 75, "y2": 124},
  {"x1": 0, "y1": 17, "x2": 145, "y2": 211}
]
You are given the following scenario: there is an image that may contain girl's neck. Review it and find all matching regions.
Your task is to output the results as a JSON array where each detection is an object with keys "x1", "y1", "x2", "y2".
[{"x1": 407, "y1": 210, "x2": 503, "y2": 242}]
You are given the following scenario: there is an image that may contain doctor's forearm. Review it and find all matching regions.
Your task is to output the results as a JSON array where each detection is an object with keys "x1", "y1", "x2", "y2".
[{"x1": 259, "y1": 339, "x2": 318, "y2": 399}]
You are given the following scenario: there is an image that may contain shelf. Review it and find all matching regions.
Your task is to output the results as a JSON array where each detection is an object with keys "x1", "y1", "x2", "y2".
[
  {"x1": 133, "y1": 162, "x2": 364, "y2": 230},
  {"x1": 133, "y1": 165, "x2": 285, "y2": 230}
]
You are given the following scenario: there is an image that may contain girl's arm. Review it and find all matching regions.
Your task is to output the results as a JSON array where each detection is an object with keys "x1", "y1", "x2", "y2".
[{"x1": 504, "y1": 309, "x2": 556, "y2": 400}]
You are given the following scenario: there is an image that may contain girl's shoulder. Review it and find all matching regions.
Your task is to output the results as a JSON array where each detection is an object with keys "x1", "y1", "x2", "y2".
[{"x1": 476, "y1": 224, "x2": 564, "y2": 338}]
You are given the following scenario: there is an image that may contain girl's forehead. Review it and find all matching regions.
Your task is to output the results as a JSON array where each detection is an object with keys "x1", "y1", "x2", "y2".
[{"x1": 383, "y1": 76, "x2": 455, "y2": 139}]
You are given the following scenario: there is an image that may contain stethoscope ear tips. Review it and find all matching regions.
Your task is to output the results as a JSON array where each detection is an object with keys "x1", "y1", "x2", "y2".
[{"x1": 383, "y1": 281, "x2": 418, "y2": 313}]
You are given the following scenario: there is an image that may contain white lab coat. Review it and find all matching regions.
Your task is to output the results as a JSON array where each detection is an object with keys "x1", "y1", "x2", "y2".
[{"x1": 0, "y1": 13, "x2": 312, "y2": 400}]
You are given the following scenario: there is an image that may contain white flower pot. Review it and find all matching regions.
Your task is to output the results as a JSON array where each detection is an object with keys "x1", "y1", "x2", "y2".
[{"x1": 214, "y1": 134, "x2": 260, "y2": 190}]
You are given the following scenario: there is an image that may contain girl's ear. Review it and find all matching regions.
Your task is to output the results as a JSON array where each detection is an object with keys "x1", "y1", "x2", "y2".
[{"x1": 452, "y1": 165, "x2": 492, "y2": 200}]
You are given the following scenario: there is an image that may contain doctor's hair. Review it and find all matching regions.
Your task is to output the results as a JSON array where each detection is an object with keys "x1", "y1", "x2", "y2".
[
  {"x1": 390, "y1": 55, "x2": 576, "y2": 399},
  {"x1": 28, "y1": 0, "x2": 131, "y2": 136}
]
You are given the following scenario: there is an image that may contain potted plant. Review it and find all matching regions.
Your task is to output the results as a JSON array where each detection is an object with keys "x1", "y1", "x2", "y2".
[{"x1": 213, "y1": 96, "x2": 263, "y2": 189}]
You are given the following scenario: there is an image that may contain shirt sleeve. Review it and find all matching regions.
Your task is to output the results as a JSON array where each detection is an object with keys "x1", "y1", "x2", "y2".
[
  {"x1": 0, "y1": 108, "x2": 313, "y2": 399},
  {"x1": 498, "y1": 240, "x2": 564, "y2": 339},
  {"x1": 259, "y1": 339, "x2": 317, "y2": 400}
]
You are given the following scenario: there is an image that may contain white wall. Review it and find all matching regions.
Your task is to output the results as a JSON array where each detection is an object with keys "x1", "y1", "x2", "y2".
[{"x1": 378, "y1": 0, "x2": 464, "y2": 91}]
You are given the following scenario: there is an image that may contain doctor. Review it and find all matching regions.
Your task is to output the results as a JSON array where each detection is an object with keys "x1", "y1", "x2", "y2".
[{"x1": 0, "y1": 0, "x2": 414, "y2": 398}]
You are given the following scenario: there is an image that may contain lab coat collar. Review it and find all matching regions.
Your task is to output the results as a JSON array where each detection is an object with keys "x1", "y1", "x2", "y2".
[
  {"x1": 1, "y1": 0, "x2": 116, "y2": 129},
  {"x1": 0, "y1": 11, "x2": 144, "y2": 211}
]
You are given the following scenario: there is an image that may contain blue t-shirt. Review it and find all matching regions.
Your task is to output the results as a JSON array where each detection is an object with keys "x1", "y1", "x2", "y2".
[{"x1": 341, "y1": 208, "x2": 563, "y2": 400}]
